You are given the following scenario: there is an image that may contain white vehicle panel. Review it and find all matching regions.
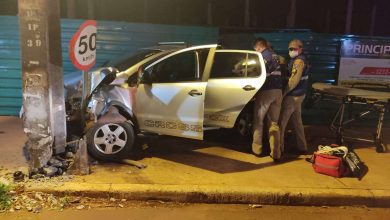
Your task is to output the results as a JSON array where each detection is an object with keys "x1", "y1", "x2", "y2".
[
  {"x1": 136, "y1": 82, "x2": 207, "y2": 140},
  {"x1": 204, "y1": 51, "x2": 266, "y2": 128}
]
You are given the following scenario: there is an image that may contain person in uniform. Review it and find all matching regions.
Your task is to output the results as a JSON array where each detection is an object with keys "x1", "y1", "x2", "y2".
[
  {"x1": 267, "y1": 41, "x2": 289, "y2": 89},
  {"x1": 279, "y1": 39, "x2": 310, "y2": 154},
  {"x1": 252, "y1": 37, "x2": 283, "y2": 162}
]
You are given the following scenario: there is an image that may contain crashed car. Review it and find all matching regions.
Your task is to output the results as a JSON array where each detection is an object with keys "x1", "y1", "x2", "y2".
[{"x1": 65, "y1": 43, "x2": 266, "y2": 160}]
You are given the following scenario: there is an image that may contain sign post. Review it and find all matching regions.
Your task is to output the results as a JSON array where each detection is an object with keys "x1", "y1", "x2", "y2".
[
  {"x1": 67, "y1": 20, "x2": 97, "y2": 175},
  {"x1": 69, "y1": 20, "x2": 97, "y2": 116}
]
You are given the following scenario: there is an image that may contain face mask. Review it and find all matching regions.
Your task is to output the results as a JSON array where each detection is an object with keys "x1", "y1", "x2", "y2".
[{"x1": 289, "y1": 50, "x2": 299, "y2": 58}]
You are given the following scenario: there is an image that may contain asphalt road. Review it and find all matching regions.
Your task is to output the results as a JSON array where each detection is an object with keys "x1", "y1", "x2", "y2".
[{"x1": 1, "y1": 203, "x2": 389, "y2": 220}]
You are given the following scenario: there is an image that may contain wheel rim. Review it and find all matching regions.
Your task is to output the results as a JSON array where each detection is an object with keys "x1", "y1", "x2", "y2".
[
  {"x1": 93, "y1": 123, "x2": 127, "y2": 154},
  {"x1": 238, "y1": 112, "x2": 252, "y2": 136}
]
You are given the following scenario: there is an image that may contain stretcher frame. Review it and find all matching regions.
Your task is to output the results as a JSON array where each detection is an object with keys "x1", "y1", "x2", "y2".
[{"x1": 310, "y1": 83, "x2": 389, "y2": 153}]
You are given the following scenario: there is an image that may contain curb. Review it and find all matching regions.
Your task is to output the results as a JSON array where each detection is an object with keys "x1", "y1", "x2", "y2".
[{"x1": 25, "y1": 183, "x2": 390, "y2": 207}]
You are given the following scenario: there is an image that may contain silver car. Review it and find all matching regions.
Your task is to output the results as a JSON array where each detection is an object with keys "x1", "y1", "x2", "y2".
[{"x1": 65, "y1": 44, "x2": 266, "y2": 161}]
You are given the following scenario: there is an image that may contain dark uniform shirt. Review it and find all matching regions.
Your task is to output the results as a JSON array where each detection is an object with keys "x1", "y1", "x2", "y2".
[
  {"x1": 260, "y1": 48, "x2": 283, "y2": 91},
  {"x1": 286, "y1": 54, "x2": 309, "y2": 96}
]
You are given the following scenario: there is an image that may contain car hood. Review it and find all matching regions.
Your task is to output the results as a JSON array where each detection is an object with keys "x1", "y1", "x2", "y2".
[{"x1": 64, "y1": 67, "x2": 135, "y2": 100}]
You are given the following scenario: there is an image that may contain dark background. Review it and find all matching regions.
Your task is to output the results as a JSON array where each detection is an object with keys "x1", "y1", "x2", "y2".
[{"x1": 1, "y1": 0, "x2": 389, "y2": 36}]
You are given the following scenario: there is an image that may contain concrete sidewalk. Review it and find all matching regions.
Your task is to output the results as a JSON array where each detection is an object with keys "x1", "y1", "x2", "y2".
[{"x1": 1, "y1": 116, "x2": 390, "y2": 207}]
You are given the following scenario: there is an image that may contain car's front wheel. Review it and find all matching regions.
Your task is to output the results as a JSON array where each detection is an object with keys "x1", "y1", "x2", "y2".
[{"x1": 87, "y1": 122, "x2": 135, "y2": 161}]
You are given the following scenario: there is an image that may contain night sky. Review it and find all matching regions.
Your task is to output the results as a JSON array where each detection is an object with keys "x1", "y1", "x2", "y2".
[{"x1": 1, "y1": 0, "x2": 389, "y2": 36}]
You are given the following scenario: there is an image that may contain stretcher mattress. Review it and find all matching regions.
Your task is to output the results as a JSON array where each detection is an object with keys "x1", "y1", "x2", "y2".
[{"x1": 312, "y1": 83, "x2": 390, "y2": 102}]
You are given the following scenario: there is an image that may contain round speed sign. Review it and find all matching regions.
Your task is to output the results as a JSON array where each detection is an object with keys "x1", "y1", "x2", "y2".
[{"x1": 69, "y1": 20, "x2": 97, "y2": 71}]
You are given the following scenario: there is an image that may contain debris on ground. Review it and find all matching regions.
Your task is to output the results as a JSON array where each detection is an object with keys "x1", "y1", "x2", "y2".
[
  {"x1": 120, "y1": 159, "x2": 147, "y2": 169},
  {"x1": 13, "y1": 171, "x2": 25, "y2": 182},
  {"x1": 69, "y1": 197, "x2": 81, "y2": 204},
  {"x1": 76, "y1": 205, "x2": 85, "y2": 210},
  {"x1": 0, "y1": 167, "x2": 76, "y2": 213},
  {"x1": 8, "y1": 191, "x2": 70, "y2": 213},
  {"x1": 249, "y1": 204, "x2": 263, "y2": 209}
]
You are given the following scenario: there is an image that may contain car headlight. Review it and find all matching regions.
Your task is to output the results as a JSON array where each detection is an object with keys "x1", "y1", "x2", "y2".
[{"x1": 89, "y1": 92, "x2": 106, "y2": 121}]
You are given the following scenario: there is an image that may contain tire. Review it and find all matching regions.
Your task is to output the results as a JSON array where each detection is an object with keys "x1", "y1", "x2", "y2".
[
  {"x1": 235, "y1": 105, "x2": 253, "y2": 139},
  {"x1": 87, "y1": 122, "x2": 135, "y2": 161}
]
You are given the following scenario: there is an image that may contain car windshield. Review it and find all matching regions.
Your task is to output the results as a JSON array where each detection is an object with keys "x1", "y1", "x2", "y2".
[{"x1": 103, "y1": 49, "x2": 162, "y2": 71}]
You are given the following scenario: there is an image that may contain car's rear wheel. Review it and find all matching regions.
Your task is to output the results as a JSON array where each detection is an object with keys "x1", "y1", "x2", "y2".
[
  {"x1": 87, "y1": 122, "x2": 135, "y2": 161},
  {"x1": 237, "y1": 110, "x2": 252, "y2": 137},
  {"x1": 235, "y1": 105, "x2": 253, "y2": 139}
]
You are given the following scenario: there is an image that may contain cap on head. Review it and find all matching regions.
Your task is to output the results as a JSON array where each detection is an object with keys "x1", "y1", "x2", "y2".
[{"x1": 288, "y1": 39, "x2": 304, "y2": 49}]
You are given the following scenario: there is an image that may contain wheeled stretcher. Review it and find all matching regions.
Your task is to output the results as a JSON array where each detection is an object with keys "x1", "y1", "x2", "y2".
[{"x1": 310, "y1": 83, "x2": 390, "y2": 153}]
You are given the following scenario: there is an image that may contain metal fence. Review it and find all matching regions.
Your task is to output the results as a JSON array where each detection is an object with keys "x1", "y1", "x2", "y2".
[{"x1": 0, "y1": 15, "x2": 218, "y2": 115}]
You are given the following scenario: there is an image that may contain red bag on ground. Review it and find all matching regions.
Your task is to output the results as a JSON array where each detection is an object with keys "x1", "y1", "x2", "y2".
[{"x1": 312, "y1": 153, "x2": 349, "y2": 178}]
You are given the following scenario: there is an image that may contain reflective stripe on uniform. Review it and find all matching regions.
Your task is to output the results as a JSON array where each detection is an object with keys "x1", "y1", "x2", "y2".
[
  {"x1": 266, "y1": 71, "x2": 282, "y2": 77},
  {"x1": 300, "y1": 75, "x2": 309, "y2": 80}
]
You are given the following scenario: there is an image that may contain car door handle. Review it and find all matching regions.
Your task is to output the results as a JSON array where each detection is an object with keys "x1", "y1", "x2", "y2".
[
  {"x1": 188, "y1": 89, "x2": 203, "y2": 96},
  {"x1": 242, "y1": 85, "x2": 256, "y2": 91}
]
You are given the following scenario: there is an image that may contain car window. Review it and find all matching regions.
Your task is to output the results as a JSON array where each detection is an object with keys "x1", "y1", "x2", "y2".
[
  {"x1": 148, "y1": 51, "x2": 198, "y2": 83},
  {"x1": 210, "y1": 52, "x2": 261, "y2": 78},
  {"x1": 246, "y1": 53, "x2": 261, "y2": 77}
]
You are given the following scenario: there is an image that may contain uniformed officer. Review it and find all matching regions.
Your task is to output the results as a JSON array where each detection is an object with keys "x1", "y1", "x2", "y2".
[
  {"x1": 267, "y1": 41, "x2": 289, "y2": 89},
  {"x1": 252, "y1": 37, "x2": 283, "y2": 161},
  {"x1": 279, "y1": 39, "x2": 309, "y2": 154}
]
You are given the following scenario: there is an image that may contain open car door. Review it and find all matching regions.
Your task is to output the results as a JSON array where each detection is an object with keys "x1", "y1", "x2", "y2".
[
  {"x1": 135, "y1": 45, "x2": 216, "y2": 140},
  {"x1": 204, "y1": 50, "x2": 266, "y2": 128}
]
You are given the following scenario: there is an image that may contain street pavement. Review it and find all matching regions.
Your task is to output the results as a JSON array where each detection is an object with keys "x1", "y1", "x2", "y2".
[
  {"x1": 1, "y1": 202, "x2": 390, "y2": 220},
  {"x1": 1, "y1": 116, "x2": 390, "y2": 207}
]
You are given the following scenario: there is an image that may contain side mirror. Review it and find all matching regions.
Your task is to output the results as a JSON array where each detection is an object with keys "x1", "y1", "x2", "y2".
[
  {"x1": 127, "y1": 67, "x2": 142, "y2": 87},
  {"x1": 100, "y1": 67, "x2": 119, "y2": 76},
  {"x1": 100, "y1": 72, "x2": 117, "y2": 87},
  {"x1": 140, "y1": 67, "x2": 152, "y2": 85}
]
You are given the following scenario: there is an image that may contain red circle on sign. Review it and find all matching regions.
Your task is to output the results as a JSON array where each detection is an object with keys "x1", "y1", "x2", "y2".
[{"x1": 69, "y1": 20, "x2": 97, "y2": 71}]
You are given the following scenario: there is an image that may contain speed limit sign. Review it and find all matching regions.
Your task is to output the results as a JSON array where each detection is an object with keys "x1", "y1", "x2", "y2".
[{"x1": 69, "y1": 20, "x2": 97, "y2": 71}]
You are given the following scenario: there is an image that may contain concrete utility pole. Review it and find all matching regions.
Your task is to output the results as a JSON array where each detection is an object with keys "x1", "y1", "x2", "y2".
[
  {"x1": 244, "y1": 0, "x2": 250, "y2": 27},
  {"x1": 345, "y1": 0, "x2": 353, "y2": 34},
  {"x1": 286, "y1": 0, "x2": 296, "y2": 28},
  {"x1": 18, "y1": 0, "x2": 66, "y2": 170}
]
